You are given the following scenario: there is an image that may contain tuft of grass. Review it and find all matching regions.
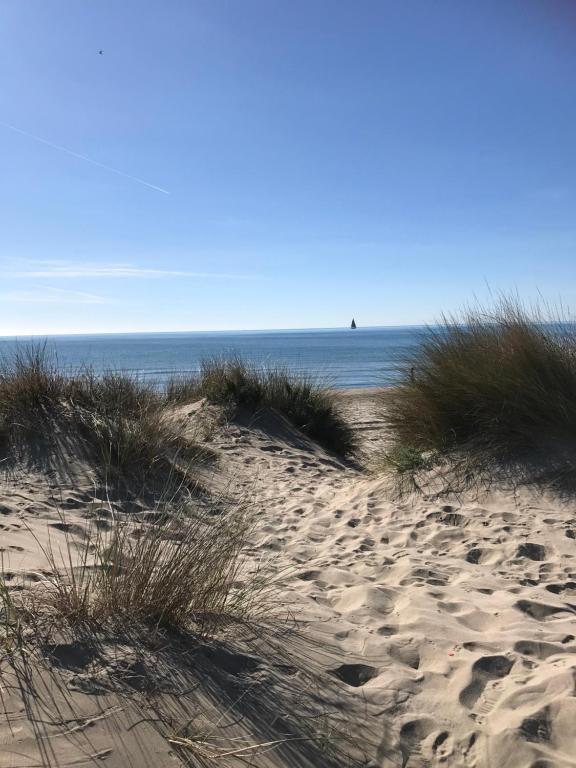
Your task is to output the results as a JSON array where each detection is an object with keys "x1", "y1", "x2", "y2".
[
  {"x1": 34, "y1": 500, "x2": 256, "y2": 634},
  {"x1": 196, "y1": 357, "x2": 356, "y2": 456},
  {"x1": 382, "y1": 445, "x2": 436, "y2": 474},
  {"x1": 0, "y1": 343, "x2": 66, "y2": 446},
  {"x1": 165, "y1": 374, "x2": 201, "y2": 405},
  {"x1": 0, "y1": 345, "x2": 203, "y2": 490},
  {"x1": 0, "y1": 556, "x2": 24, "y2": 652},
  {"x1": 380, "y1": 298, "x2": 576, "y2": 485}
]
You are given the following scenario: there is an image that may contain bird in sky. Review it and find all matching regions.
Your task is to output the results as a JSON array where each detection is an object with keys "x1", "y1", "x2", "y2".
[{"x1": 98, "y1": 50, "x2": 103, "y2": 55}]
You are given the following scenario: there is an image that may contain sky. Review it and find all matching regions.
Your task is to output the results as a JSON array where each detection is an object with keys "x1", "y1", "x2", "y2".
[{"x1": 1, "y1": 0, "x2": 576, "y2": 335}]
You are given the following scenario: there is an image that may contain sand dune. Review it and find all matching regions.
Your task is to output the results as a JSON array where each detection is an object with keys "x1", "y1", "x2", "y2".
[
  {"x1": 1, "y1": 394, "x2": 576, "y2": 766},
  {"x1": 208, "y1": 398, "x2": 576, "y2": 767}
]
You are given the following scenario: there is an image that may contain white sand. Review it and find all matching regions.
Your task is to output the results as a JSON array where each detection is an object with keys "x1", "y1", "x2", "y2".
[{"x1": 1, "y1": 395, "x2": 576, "y2": 767}]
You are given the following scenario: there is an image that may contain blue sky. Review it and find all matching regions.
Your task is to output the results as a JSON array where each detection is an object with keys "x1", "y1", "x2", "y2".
[{"x1": 1, "y1": 0, "x2": 575, "y2": 334}]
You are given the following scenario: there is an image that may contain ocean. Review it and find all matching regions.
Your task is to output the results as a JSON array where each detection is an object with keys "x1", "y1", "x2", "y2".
[{"x1": 0, "y1": 326, "x2": 427, "y2": 389}]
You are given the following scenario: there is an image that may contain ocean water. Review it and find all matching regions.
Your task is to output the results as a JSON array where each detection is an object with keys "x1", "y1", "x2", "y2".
[{"x1": 0, "y1": 326, "x2": 427, "y2": 389}]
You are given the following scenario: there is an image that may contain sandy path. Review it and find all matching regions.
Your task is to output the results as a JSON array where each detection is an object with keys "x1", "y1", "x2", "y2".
[
  {"x1": 1, "y1": 396, "x2": 576, "y2": 767},
  {"x1": 209, "y1": 400, "x2": 576, "y2": 768}
]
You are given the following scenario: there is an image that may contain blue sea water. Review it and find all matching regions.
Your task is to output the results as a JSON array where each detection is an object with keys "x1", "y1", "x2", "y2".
[{"x1": 0, "y1": 326, "x2": 427, "y2": 389}]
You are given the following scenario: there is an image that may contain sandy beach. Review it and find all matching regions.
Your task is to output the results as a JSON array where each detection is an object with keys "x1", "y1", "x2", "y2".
[
  {"x1": 3, "y1": 0, "x2": 575, "y2": 762},
  {"x1": 0, "y1": 390, "x2": 575, "y2": 768}
]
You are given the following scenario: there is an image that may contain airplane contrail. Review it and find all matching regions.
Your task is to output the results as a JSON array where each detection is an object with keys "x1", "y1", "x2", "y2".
[{"x1": 0, "y1": 120, "x2": 170, "y2": 194}]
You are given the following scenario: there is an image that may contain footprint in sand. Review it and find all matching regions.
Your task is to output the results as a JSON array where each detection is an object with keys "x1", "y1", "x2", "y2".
[
  {"x1": 520, "y1": 706, "x2": 552, "y2": 743},
  {"x1": 530, "y1": 762, "x2": 555, "y2": 768},
  {"x1": 377, "y1": 624, "x2": 398, "y2": 636},
  {"x1": 200, "y1": 646, "x2": 261, "y2": 677},
  {"x1": 398, "y1": 717, "x2": 437, "y2": 766},
  {"x1": 429, "y1": 730, "x2": 453, "y2": 760},
  {"x1": 515, "y1": 599, "x2": 576, "y2": 621},
  {"x1": 438, "y1": 600, "x2": 468, "y2": 615},
  {"x1": 516, "y1": 543, "x2": 548, "y2": 561},
  {"x1": 48, "y1": 521, "x2": 87, "y2": 537},
  {"x1": 513, "y1": 640, "x2": 571, "y2": 660},
  {"x1": 297, "y1": 569, "x2": 322, "y2": 581},
  {"x1": 465, "y1": 546, "x2": 503, "y2": 566},
  {"x1": 441, "y1": 511, "x2": 467, "y2": 526},
  {"x1": 388, "y1": 638, "x2": 420, "y2": 669},
  {"x1": 332, "y1": 585, "x2": 397, "y2": 616},
  {"x1": 459, "y1": 655, "x2": 514, "y2": 709},
  {"x1": 545, "y1": 581, "x2": 576, "y2": 595},
  {"x1": 329, "y1": 663, "x2": 379, "y2": 687},
  {"x1": 43, "y1": 640, "x2": 98, "y2": 671}
]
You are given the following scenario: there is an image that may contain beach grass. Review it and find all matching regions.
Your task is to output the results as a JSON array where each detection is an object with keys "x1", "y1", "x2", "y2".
[
  {"x1": 193, "y1": 357, "x2": 357, "y2": 457},
  {"x1": 380, "y1": 298, "x2": 576, "y2": 484},
  {"x1": 32, "y1": 498, "x2": 255, "y2": 633},
  {"x1": 0, "y1": 345, "x2": 201, "y2": 490},
  {"x1": 165, "y1": 373, "x2": 201, "y2": 405}
]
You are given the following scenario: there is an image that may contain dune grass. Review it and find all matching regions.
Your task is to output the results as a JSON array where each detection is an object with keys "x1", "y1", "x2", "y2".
[
  {"x1": 380, "y1": 299, "x2": 576, "y2": 486},
  {"x1": 0, "y1": 346, "x2": 261, "y2": 639},
  {"x1": 0, "y1": 345, "x2": 201, "y2": 491},
  {"x1": 193, "y1": 357, "x2": 356, "y2": 457},
  {"x1": 165, "y1": 374, "x2": 201, "y2": 405},
  {"x1": 32, "y1": 499, "x2": 256, "y2": 633}
]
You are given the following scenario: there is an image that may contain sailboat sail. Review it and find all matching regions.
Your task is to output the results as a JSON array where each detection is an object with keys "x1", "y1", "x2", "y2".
[{"x1": 350, "y1": 318, "x2": 357, "y2": 329}]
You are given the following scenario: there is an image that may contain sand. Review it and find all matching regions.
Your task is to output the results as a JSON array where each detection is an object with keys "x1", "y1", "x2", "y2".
[{"x1": 1, "y1": 393, "x2": 576, "y2": 767}]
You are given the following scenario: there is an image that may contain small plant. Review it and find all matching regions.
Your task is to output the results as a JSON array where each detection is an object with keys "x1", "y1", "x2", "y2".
[
  {"x1": 34, "y1": 499, "x2": 257, "y2": 634},
  {"x1": 198, "y1": 357, "x2": 264, "y2": 408},
  {"x1": 384, "y1": 445, "x2": 436, "y2": 473},
  {"x1": 165, "y1": 375, "x2": 200, "y2": 405},
  {"x1": 196, "y1": 357, "x2": 356, "y2": 456}
]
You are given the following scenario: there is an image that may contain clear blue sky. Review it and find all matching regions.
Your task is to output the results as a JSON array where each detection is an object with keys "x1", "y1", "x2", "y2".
[{"x1": 1, "y1": 0, "x2": 575, "y2": 334}]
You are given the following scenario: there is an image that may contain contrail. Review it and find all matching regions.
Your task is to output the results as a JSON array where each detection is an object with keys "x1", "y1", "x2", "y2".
[{"x1": 0, "y1": 120, "x2": 170, "y2": 194}]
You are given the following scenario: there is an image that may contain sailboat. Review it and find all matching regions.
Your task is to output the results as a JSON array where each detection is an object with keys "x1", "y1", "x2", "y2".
[{"x1": 350, "y1": 318, "x2": 357, "y2": 329}]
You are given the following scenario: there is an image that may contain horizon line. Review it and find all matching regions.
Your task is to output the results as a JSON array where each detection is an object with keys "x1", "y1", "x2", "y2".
[{"x1": 0, "y1": 323, "x2": 430, "y2": 339}]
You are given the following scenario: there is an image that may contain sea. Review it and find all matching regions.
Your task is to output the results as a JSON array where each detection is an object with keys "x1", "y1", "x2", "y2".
[{"x1": 0, "y1": 326, "x2": 427, "y2": 389}]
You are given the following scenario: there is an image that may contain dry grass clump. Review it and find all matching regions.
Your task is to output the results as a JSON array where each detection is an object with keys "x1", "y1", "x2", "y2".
[
  {"x1": 71, "y1": 372, "x2": 195, "y2": 484},
  {"x1": 196, "y1": 357, "x2": 356, "y2": 456},
  {"x1": 35, "y1": 501, "x2": 256, "y2": 633},
  {"x1": 165, "y1": 374, "x2": 201, "y2": 405},
  {"x1": 381, "y1": 299, "x2": 576, "y2": 486},
  {"x1": 0, "y1": 345, "x2": 200, "y2": 489},
  {"x1": 0, "y1": 345, "x2": 67, "y2": 443}
]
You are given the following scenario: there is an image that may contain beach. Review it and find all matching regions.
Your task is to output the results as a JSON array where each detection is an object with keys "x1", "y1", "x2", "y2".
[
  {"x1": 1, "y1": 389, "x2": 575, "y2": 768},
  {"x1": 4, "y1": 0, "x2": 575, "y2": 764}
]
